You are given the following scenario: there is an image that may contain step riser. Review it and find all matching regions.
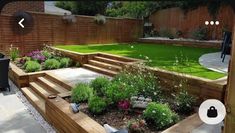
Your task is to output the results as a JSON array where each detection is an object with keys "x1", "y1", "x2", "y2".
[
  {"x1": 45, "y1": 74, "x2": 72, "y2": 91},
  {"x1": 88, "y1": 60, "x2": 121, "y2": 72},
  {"x1": 37, "y1": 78, "x2": 60, "y2": 94},
  {"x1": 21, "y1": 87, "x2": 46, "y2": 119},
  {"x1": 29, "y1": 83, "x2": 48, "y2": 99},
  {"x1": 98, "y1": 54, "x2": 133, "y2": 62},
  {"x1": 93, "y1": 56, "x2": 124, "y2": 66},
  {"x1": 83, "y1": 65, "x2": 116, "y2": 77}
]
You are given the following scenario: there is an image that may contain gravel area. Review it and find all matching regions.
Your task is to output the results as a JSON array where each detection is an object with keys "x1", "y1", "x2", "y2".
[{"x1": 10, "y1": 80, "x2": 56, "y2": 133}]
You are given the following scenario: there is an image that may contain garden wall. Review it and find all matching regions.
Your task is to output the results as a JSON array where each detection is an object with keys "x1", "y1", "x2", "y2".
[
  {"x1": 149, "y1": 6, "x2": 234, "y2": 40},
  {"x1": 0, "y1": 12, "x2": 143, "y2": 55}
]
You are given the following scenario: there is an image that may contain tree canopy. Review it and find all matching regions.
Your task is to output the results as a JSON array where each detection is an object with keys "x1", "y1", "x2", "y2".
[{"x1": 56, "y1": 1, "x2": 234, "y2": 19}]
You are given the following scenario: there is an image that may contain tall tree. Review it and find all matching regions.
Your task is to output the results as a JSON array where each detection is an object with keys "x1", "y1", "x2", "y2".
[{"x1": 56, "y1": 1, "x2": 109, "y2": 16}]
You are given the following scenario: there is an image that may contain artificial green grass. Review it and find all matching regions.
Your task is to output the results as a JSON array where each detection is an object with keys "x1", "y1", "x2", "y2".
[{"x1": 56, "y1": 43, "x2": 226, "y2": 80}]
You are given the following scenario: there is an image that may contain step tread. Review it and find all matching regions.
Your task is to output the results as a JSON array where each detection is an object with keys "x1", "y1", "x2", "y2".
[
  {"x1": 30, "y1": 82, "x2": 53, "y2": 99},
  {"x1": 94, "y1": 56, "x2": 126, "y2": 64},
  {"x1": 83, "y1": 64, "x2": 117, "y2": 76},
  {"x1": 89, "y1": 59, "x2": 122, "y2": 69},
  {"x1": 21, "y1": 87, "x2": 45, "y2": 113},
  {"x1": 37, "y1": 77, "x2": 68, "y2": 94}
]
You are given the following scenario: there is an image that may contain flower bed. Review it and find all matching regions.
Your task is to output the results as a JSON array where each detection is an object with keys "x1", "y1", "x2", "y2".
[
  {"x1": 11, "y1": 47, "x2": 80, "y2": 73},
  {"x1": 64, "y1": 68, "x2": 196, "y2": 132}
]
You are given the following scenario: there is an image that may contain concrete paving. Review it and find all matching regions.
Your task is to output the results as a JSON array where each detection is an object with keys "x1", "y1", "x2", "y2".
[
  {"x1": 192, "y1": 122, "x2": 223, "y2": 133},
  {"x1": 50, "y1": 67, "x2": 109, "y2": 87},
  {"x1": 0, "y1": 81, "x2": 46, "y2": 133},
  {"x1": 199, "y1": 52, "x2": 230, "y2": 73}
]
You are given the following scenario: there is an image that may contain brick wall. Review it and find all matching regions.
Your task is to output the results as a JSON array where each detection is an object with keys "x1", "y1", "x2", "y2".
[
  {"x1": 2, "y1": 1, "x2": 44, "y2": 14},
  {"x1": 0, "y1": 12, "x2": 143, "y2": 55}
]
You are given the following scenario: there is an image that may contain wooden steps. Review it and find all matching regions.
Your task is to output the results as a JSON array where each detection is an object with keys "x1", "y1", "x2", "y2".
[
  {"x1": 37, "y1": 77, "x2": 68, "y2": 94},
  {"x1": 45, "y1": 73, "x2": 72, "y2": 90},
  {"x1": 29, "y1": 82, "x2": 53, "y2": 99},
  {"x1": 88, "y1": 60, "x2": 122, "y2": 72},
  {"x1": 21, "y1": 87, "x2": 46, "y2": 117},
  {"x1": 93, "y1": 56, "x2": 126, "y2": 66},
  {"x1": 83, "y1": 64, "x2": 117, "y2": 77}
]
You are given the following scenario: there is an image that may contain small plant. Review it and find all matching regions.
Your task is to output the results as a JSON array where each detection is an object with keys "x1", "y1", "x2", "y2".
[
  {"x1": 88, "y1": 96, "x2": 107, "y2": 114},
  {"x1": 90, "y1": 77, "x2": 110, "y2": 96},
  {"x1": 71, "y1": 83, "x2": 94, "y2": 103},
  {"x1": 75, "y1": 62, "x2": 81, "y2": 67},
  {"x1": 19, "y1": 56, "x2": 31, "y2": 65},
  {"x1": 9, "y1": 45, "x2": 19, "y2": 61},
  {"x1": 42, "y1": 50, "x2": 53, "y2": 59},
  {"x1": 143, "y1": 102, "x2": 179, "y2": 130},
  {"x1": 175, "y1": 89, "x2": 196, "y2": 114},
  {"x1": 24, "y1": 61, "x2": 41, "y2": 72},
  {"x1": 105, "y1": 81, "x2": 137, "y2": 103},
  {"x1": 60, "y1": 57, "x2": 71, "y2": 68},
  {"x1": 118, "y1": 100, "x2": 130, "y2": 111},
  {"x1": 128, "y1": 119, "x2": 146, "y2": 133},
  {"x1": 191, "y1": 26, "x2": 208, "y2": 40},
  {"x1": 44, "y1": 59, "x2": 61, "y2": 70},
  {"x1": 94, "y1": 14, "x2": 106, "y2": 25}
]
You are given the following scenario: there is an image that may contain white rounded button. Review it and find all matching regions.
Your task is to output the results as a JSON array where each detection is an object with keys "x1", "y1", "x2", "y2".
[{"x1": 199, "y1": 99, "x2": 226, "y2": 125}]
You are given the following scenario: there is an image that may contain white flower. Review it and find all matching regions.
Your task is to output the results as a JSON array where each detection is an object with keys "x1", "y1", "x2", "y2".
[
  {"x1": 152, "y1": 110, "x2": 156, "y2": 113},
  {"x1": 131, "y1": 46, "x2": 134, "y2": 48}
]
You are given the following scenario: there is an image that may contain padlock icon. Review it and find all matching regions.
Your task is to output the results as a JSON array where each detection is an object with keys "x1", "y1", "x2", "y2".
[{"x1": 207, "y1": 106, "x2": 218, "y2": 118}]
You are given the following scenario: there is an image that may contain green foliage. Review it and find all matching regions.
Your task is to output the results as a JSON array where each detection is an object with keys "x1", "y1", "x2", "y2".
[
  {"x1": 90, "y1": 77, "x2": 110, "y2": 97},
  {"x1": 56, "y1": 1, "x2": 109, "y2": 16},
  {"x1": 105, "y1": 81, "x2": 137, "y2": 103},
  {"x1": 42, "y1": 50, "x2": 52, "y2": 59},
  {"x1": 175, "y1": 89, "x2": 196, "y2": 114},
  {"x1": 71, "y1": 83, "x2": 94, "y2": 103},
  {"x1": 88, "y1": 96, "x2": 107, "y2": 114},
  {"x1": 143, "y1": 102, "x2": 179, "y2": 130},
  {"x1": 44, "y1": 59, "x2": 61, "y2": 70},
  {"x1": 94, "y1": 14, "x2": 106, "y2": 25},
  {"x1": 191, "y1": 27, "x2": 208, "y2": 40},
  {"x1": 59, "y1": 58, "x2": 71, "y2": 68},
  {"x1": 9, "y1": 47, "x2": 19, "y2": 61},
  {"x1": 75, "y1": 62, "x2": 81, "y2": 67},
  {"x1": 24, "y1": 61, "x2": 41, "y2": 72},
  {"x1": 112, "y1": 69, "x2": 161, "y2": 102}
]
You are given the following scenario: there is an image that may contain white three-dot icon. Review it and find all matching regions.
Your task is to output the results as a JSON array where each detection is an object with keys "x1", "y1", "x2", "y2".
[{"x1": 205, "y1": 21, "x2": 219, "y2": 26}]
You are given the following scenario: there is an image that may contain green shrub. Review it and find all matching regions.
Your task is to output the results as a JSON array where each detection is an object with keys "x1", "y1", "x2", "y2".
[
  {"x1": 191, "y1": 26, "x2": 208, "y2": 40},
  {"x1": 75, "y1": 62, "x2": 81, "y2": 67},
  {"x1": 42, "y1": 50, "x2": 52, "y2": 59},
  {"x1": 71, "y1": 83, "x2": 93, "y2": 103},
  {"x1": 175, "y1": 89, "x2": 196, "y2": 114},
  {"x1": 90, "y1": 77, "x2": 110, "y2": 96},
  {"x1": 88, "y1": 96, "x2": 107, "y2": 114},
  {"x1": 9, "y1": 47, "x2": 19, "y2": 61},
  {"x1": 143, "y1": 102, "x2": 179, "y2": 130},
  {"x1": 44, "y1": 59, "x2": 60, "y2": 70},
  {"x1": 24, "y1": 61, "x2": 41, "y2": 72},
  {"x1": 112, "y1": 70, "x2": 161, "y2": 102},
  {"x1": 60, "y1": 58, "x2": 71, "y2": 68},
  {"x1": 105, "y1": 81, "x2": 137, "y2": 103}
]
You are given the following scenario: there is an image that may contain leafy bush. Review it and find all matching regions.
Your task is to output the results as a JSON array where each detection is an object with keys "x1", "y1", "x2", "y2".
[
  {"x1": 88, "y1": 96, "x2": 107, "y2": 114},
  {"x1": 90, "y1": 77, "x2": 110, "y2": 96},
  {"x1": 75, "y1": 62, "x2": 81, "y2": 67},
  {"x1": 60, "y1": 58, "x2": 71, "y2": 68},
  {"x1": 42, "y1": 50, "x2": 53, "y2": 59},
  {"x1": 24, "y1": 61, "x2": 41, "y2": 72},
  {"x1": 143, "y1": 102, "x2": 179, "y2": 130},
  {"x1": 71, "y1": 83, "x2": 94, "y2": 103},
  {"x1": 105, "y1": 81, "x2": 137, "y2": 103},
  {"x1": 175, "y1": 89, "x2": 196, "y2": 114},
  {"x1": 191, "y1": 26, "x2": 208, "y2": 40},
  {"x1": 27, "y1": 50, "x2": 46, "y2": 63},
  {"x1": 112, "y1": 70, "x2": 161, "y2": 102},
  {"x1": 94, "y1": 14, "x2": 106, "y2": 25},
  {"x1": 44, "y1": 59, "x2": 61, "y2": 70}
]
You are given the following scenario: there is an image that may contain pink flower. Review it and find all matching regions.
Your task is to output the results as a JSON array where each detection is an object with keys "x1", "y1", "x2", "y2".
[{"x1": 118, "y1": 100, "x2": 130, "y2": 110}]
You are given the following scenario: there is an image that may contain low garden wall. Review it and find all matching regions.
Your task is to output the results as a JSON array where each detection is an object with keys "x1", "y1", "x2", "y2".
[
  {"x1": 138, "y1": 38, "x2": 221, "y2": 49},
  {"x1": 124, "y1": 64, "x2": 226, "y2": 104}
]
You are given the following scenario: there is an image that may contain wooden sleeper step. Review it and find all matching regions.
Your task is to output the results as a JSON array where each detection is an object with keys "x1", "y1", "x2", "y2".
[
  {"x1": 37, "y1": 77, "x2": 68, "y2": 94},
  {"x1": 93, "y1": 56, "x2": 126, "y2": 66},
  {"x1": 88, "y1": 59, "x2": 122, "y2": 72},
  {"x1": 29, "y1": 82, "x2": 54, "y2": 99},
  {"x1": 83, "y1": 64, "x2": 117, "y2": 77}
]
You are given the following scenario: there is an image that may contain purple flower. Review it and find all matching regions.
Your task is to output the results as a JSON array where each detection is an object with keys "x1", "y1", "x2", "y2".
[
  {"x1": 118, "y1": 100, "x2": 130, "y2": 110},
  {"x1": 26, "y1": 50, "x2": 46, "y2": 63}
]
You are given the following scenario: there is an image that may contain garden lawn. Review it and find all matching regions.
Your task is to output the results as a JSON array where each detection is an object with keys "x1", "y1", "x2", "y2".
[{"x1": 56, "y1": 43, "x2": 226, "y2": 80}]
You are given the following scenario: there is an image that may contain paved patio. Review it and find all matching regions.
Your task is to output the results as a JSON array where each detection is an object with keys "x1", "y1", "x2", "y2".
[
  {"x1": 0, "y1": 81, "x2": 54, "y2": 133},
  {"x1": 199, "y1": 52, "x2": 230, "y2": 73},
  {"x1": 49, "y1": 67, "x2": 108, "y2": 87}
]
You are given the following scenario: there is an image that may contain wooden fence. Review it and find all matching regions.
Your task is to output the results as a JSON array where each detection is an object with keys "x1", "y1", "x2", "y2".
[
  {"x1": 0, "y1": 12, "x2": 143, "y2": 55},
  {"x1": 149, "y1": 6, "x2": 234, "y2": 40}
]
